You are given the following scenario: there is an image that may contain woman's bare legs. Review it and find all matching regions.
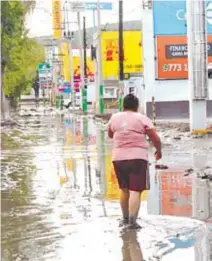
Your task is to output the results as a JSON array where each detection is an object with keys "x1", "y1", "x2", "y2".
[
  {"x1": 128, "y1": 190, "x2": 142, "y2": 228},
  {"x1": 119, "y1": 188, "x2": 130, "y2": 225}
]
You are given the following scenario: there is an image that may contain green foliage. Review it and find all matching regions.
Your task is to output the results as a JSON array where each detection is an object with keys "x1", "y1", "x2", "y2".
[
  {"x1": 4, "y1": 39, "x2": 45, "y2": 97},
  {"x1": 1, "y1": 0, "x2": 45, "y2": 98}
]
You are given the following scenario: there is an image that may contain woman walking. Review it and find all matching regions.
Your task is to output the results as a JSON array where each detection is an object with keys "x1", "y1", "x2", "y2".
[{"x1": 108, "y1": 94, "x2": 162, "y2": 229}]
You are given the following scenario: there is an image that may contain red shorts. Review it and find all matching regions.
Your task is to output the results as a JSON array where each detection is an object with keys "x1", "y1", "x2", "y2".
[{"x1": 113, "y1": 159, "x2": 150, "y2": 192}]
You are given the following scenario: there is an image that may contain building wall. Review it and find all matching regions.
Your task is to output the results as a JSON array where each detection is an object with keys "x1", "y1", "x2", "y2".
[
  {"x1": 100, "y1": 31, "x2": 143, "y2": 79},
  {"x1": 61, "y1": 42, "x2": 70, "y2": 82},
  {"x1": 142, "y1": 4, "x2": 212, "y2": 118}
]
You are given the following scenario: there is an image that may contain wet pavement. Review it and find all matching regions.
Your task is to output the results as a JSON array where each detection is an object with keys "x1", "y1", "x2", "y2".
[{"x1": 1, "y1": 105, "x2": 212, "y2": 261}]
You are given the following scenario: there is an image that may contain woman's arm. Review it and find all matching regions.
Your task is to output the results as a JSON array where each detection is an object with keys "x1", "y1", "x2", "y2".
[
  {"x1": 142, "y1": 115, "x2": 162, "y2": 160},
  {"x1": 107, "y1": 116, "x2": 114, "y2": 138},
  {"x1": 146, "y1": 129, "x2": 162, "y2": 160},
  {"x1": 108, "y1": 126, "x2": 114, "y2": 138}
]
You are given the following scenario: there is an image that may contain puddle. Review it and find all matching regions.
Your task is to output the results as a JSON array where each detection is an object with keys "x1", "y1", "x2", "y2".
[{"x1": 1, "y1": 105, "x2": 212, "y2": 260}]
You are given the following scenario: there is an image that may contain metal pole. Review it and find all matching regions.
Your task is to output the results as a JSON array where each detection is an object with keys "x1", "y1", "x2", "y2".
[
  {"x1": 93, "y1": 9, "x2": 96, "y2": 35},
  {"x1": 77, "y1": 12, "x2": 84, "y2": 110},
  {"x1": 82, "y1": 118, "x2": 88, "y2": 195},
  {"x1": 69, "y1": 38, "x2": 75, "y2": 110},
  {"x1": 118, "y1": 0, "x2": 124, "y2": 111},
  {"x1": 46, "y1": 66, "x2": 50, "y2": 105},
  {"x1": 83, "y1": 16, "x2": 87, "y2": 81},
  {"x1": 53, "y1": 62, "x2": 58, "y2": 106},
  {"x1": 100, "y1": 128, "x2": 107, "y2": 216},
  {"x1": 83, "y1": 117, "x2": 92, "y2": 194},
  {"x1": 97, "y1": 0, "x2": 104, "y2": 115},
  {"x1": 96, "y1": 125, "x2": 107, "y2": 216},
  {"x1": 64, "y1": 1, "x2": 75, "y2": 110},
  {"x1": 187, "y1": 0, "x2": 208, "y2": 133},
  {"x1": 72, "y1": 116, "x2": 77, "y2": 188},
  {"x1": 152, "y1": 96, "x2": 156, "y2": 127},
  {"x1": 82, "y1": 16, "x2": 88, "y2": 112}
]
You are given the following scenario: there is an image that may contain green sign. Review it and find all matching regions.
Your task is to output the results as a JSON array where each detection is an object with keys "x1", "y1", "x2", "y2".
[
  {"x1": 99, "y1": 84, "x2": 104, "y2": 115},
  {"x1": 38, "y1": 63, "x2": 51, "y2": 71},
  {"x1": 82, "y1": 88, "x2": 87, "y2": 112}
]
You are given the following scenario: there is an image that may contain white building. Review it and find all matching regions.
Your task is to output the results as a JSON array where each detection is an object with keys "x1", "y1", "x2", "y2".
[{"x1": 142, "y1": 1, "x2": 212, "y2": 119}]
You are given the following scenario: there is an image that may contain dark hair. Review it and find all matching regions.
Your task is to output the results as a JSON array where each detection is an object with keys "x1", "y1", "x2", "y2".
[{"x1": 123, "y1": 94, "x2": 139, "y2": 112}]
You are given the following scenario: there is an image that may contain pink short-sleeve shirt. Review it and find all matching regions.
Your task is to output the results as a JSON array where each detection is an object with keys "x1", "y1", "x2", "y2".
[{"x1": 108, "y1": 111, "x2": 154, "y2": 161}]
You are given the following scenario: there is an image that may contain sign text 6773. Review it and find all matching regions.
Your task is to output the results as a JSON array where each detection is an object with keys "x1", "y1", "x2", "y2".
[{"x1": 163, "y1": 63, "x2": 188, "y2": 72}]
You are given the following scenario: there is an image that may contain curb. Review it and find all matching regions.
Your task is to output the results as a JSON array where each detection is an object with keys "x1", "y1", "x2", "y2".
[{"x1": 192, "y1": 129, "x2": 212, "y2": 135}]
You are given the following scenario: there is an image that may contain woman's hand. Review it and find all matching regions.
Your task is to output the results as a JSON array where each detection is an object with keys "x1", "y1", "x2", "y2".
[
  {"x1": 146, "y1": 129, "x2": 162, "y2": 160},
  {"x1": 154, "y1": 150, "x2": 162, "y2": 161}
]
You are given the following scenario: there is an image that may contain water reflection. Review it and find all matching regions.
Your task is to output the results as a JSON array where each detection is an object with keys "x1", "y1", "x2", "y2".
[
  {"x1": 62, "y1": 114, "x2": 212, "y2": 221},
  {"x1": 104, "y1": 149, "x2": 120, "y2": 200},
  {"x1": 157, "y1": 170, "x2": 192, "y2": 217},
  {"x1": 121, "y1": 230, "x2": 144, "y2": 261},
  {"x1": 156, "y1": 168, "x2": 212, "y2": 221},
  {"x1": 152, "y1": 232, "x2": 200, "y2": 260}
]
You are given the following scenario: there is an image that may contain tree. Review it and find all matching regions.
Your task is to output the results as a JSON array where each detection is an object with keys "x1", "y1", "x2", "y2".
[
  {"x1": 4, "y1": 38, "x2": 44, "y2": 102},
  {"x1": 1, "y1": 1, "x2": 24, "y2": 119},
  {"x1": 1, "y1": 1, "x2": 44, "y2": 118}
]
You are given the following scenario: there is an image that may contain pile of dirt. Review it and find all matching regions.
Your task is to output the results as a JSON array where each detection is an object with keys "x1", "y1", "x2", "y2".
[
  {"x1": 94, "y1": 113, "x2": 112, "y2": 121},
  {"x1": 94, "y1": 115, "x2": 191, "y2": 132},
  {"x1": 156, "y1": 122, "x2": 190, "y2": 132}
]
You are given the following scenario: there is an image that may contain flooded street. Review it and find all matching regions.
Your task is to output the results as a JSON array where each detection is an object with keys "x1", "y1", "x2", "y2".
[{"x1": 1, "y1": 106, "x2": 212, "y2": 261}]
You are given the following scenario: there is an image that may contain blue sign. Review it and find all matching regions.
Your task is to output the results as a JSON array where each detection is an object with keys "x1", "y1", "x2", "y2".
[
  {"x1": 153, "y1": 0, "x2": 212, "y2": 35},
  {"x1": 85, "y1": 2, "x2": 112, "y2": 10},
  {"x1": 63, "y1": 87, "x2": 71, "y2": 94}
]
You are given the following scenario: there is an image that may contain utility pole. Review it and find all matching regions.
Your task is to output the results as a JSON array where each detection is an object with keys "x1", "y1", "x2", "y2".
[
  {"x1": 63, "y1": 2, "x2": 75, "y2": 110},
  {"x1": 118, "y1": 0, "x2": 124, "y2": 111},
  {"x1": 83, "y1": 16, "x2": 87, "y2": 83},
  {"x1": 77, "y1": 12, "x2": 84, "y2": 111},
  {"x1": 82, "y1": 16, "x2": 88, "y2": 112},
  {"x1": 96, "y1": 0, "x2": 104, "y2": 115},
  {"x1": 92, "y1": 9, "x2": 96, "y2": 35},
  {"x1": 187, "y1": 0, "x2": 208, "y2": 133},
  {"x1": 69, "y1": 35, "x2": 75, "y2": 110}
]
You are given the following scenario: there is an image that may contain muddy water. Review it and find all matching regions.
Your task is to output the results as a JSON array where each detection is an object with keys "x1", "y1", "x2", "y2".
[{"x1": 1, "y1": 107, "x2": 212, "y2": 261}]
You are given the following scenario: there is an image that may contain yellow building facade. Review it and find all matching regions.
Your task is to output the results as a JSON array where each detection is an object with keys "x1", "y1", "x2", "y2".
[
  {"x1": 52, "y1": 0, "x2": 62, "y2": 39},
  {"x1": 101, "y1": 31, "x2": 143, "y2": 79},
  {"x1": 61, "y1": 42, "x2": 71, "y2": 82},
  {"x1": 60, "y1": 31, "x2": 143, "y2": 82}
]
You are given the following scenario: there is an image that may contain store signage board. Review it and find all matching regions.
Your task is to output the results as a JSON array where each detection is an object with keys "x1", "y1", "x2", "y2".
[
  {"x1": 85, "y1": 2, "x2": 112, "y2": 10},
  {"x1": 38, "y1": 63, "x2": 51, "y2": 71},
  {"x1": 70, "y1": 2, "x2": 112, "y2": 12},
  {"x1": 70, "y1": 2, "x2": 86, "y2": 12}
]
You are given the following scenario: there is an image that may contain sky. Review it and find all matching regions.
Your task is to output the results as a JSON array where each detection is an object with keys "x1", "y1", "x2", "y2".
[{"x1": 26, "y1": 0, "x2": 143, "y2": 37}]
